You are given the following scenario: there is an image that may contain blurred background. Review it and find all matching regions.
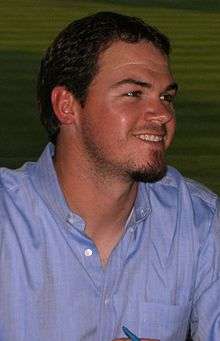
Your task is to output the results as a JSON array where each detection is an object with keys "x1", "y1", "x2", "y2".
[{"x1": 0, "y1": 0, "x2": 220, "y2": 194}]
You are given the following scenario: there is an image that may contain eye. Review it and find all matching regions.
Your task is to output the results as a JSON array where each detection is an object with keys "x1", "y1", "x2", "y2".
[
  {"x1": 124, "y1": 90, "x2": 142, "y2": 98},
  {"x1": 160, "y1": 93, "x2": 175, "y2": 104}
]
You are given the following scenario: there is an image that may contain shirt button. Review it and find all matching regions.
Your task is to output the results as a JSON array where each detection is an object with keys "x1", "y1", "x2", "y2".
[
  {"x1": 129, "y1": 227, "x2": 134, "y2": 233},
  {"x1": 84, "y1": 248, "x2": 93, "y2": 257},
  {"x1": 141, "y1": 209, "x2": 144, "y2": 215},
  {"x1": 104, "y1": 298, "x2": 110, "y2": 305},
  {"x1": 67, "y1": 214, "x2": 74, "y2": 225}
]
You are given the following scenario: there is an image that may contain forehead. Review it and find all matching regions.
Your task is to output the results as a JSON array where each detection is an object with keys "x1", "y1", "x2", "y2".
[{"x1": 95, "y1": 40, "x2": 173, "y2": 84}]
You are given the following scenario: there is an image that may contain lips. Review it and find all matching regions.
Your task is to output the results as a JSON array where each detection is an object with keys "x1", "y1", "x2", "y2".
[
  {"x1": 137, "y1": 134, "x2": 164, "y2": 142},
  {"x1": 133, "y1": 131, "x2": 166, "y2": 143}
]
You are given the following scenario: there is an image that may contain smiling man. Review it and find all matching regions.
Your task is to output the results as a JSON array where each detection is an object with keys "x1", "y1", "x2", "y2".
[{"x1": 0, "y1": 12, "x2": 219, "y2": 341}]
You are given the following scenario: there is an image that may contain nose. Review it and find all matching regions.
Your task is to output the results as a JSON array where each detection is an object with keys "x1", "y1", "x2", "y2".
[{"x1": 143, "y1": 97, "x2": 174, "y2": 124}]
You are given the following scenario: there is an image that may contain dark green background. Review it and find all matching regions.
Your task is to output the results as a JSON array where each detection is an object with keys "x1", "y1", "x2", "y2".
[{"x1": 1, "y1": 0, "x2": 220, "y2": 193}]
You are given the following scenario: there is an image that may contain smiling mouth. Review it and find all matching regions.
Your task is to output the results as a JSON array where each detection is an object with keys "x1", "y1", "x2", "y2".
[{"x1": 135, "y1": 134, "x2": 164, "y2": 142}]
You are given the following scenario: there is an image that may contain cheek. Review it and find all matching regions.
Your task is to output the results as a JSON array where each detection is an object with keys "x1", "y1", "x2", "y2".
[
  {"x1": 100, "y1": 109, "x2": 136, "y2": 137},
  {"x1": 84, "y1": 97, "x2": 139, "y2": 140},
  {"x1": 111, "y1": 114, "x2": 138, "y2": 143},
  {"x1": 109, "y1": 102, "x2": 140, "y2": 132},
  {"x1": 118, "y1": 115, "x2": 132, "y2": 129},
  {"x1": 165, "y1": 117, "x2": 176, "y2": 148},
  {"x1": 170, "y1": 116, "x2": 176, "y2": 135}
]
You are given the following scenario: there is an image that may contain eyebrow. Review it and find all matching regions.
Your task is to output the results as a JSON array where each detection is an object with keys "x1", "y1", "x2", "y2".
[
  {"x1": 164, "y1": 82, "x2": 178, "y2": 93},
  {"x1": 111, "y1": 78, "x2": 151, "y2": 88},
  {"x1": 111, "y1": 78, "x2": 178, "y2": 93}
]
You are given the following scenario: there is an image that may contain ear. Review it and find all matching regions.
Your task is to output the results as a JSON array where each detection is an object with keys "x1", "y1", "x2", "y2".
[{"x1": 51, "y1": 86, "x2": 82, "y2": 125}]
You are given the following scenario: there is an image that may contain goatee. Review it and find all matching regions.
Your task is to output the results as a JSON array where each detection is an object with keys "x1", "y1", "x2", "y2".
[{"x1": 128, "y1": 150, "x2": 167, "y2": 183}]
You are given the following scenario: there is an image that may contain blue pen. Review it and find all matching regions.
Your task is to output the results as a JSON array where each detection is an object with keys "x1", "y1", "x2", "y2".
[{"x1": 122, "y1": 326, "x2": 141, "y2": 341}]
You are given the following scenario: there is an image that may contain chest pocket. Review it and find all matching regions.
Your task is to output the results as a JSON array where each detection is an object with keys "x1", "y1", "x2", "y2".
[
  {"x1": 139, "y1": 301, "x2": 191, "y2": 340},
  {"x1": 114, "y1": 297, "x2": 191, "y2": 341}
]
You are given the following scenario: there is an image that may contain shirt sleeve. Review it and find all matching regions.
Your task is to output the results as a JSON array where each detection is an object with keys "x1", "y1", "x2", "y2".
[{"x1": 190, "y1": 198, "x2": 220, "y2": 340}]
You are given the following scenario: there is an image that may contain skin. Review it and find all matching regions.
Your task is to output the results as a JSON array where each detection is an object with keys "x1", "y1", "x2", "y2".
[
  {"x1": 52, "y1": 40, "x2": 177, "y2": 266},
  {"x1": 78, "y1": 41, "x2": 177, "y2": 183}
]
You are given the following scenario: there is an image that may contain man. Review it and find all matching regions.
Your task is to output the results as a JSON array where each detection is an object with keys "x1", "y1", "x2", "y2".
[{"x1": 0, "y1": 11, "x2": 219, "y2": 341}]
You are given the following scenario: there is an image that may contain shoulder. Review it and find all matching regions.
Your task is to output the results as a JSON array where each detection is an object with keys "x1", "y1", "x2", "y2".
[
  {"x1": 0, "y1": 162, "x2": 38, "y2": 221},
  {"x1": 145, "y1": 166, "x2": 219, "y2": 245},
  {"x1": 0, "y1": 162, "x2": 35, "y2": 193},
  {"x1": 0, "y1": 162, "x2": 42, "y2": 245},
  {"x1": 160, "y1": 165, "x2": 218, "y2": 209}
]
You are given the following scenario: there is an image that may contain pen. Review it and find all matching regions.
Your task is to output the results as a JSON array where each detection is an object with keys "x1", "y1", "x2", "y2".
[{"x1": 122, "y1": 326, "x2": 141, "y2": 341}]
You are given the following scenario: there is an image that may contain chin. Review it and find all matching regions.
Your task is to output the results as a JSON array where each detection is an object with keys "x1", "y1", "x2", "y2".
[
  {"x1": 124, "y1": 151, "x2": 167, "y2": 182},
  {"x1": 127, "y1": 152, "x2": 167, "y2": 183},
  {"x1": 129, "y1": 164, "x2": 167, "y2": 183}
]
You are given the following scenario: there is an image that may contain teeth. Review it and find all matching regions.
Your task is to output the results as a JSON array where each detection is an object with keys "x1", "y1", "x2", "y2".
[{"x1": 138, "y1": 134, "x2": 163, "y2": 142}]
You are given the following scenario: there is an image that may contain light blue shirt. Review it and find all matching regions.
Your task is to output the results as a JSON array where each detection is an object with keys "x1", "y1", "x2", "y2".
[{"x1": 0, "y1": 144, "x2": 220, "y2": 341}]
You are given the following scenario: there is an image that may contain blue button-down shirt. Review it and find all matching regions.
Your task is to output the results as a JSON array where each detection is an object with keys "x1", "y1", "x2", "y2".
[{"x1": 0, "y1": 144, "x2": 220, "y2": 341}]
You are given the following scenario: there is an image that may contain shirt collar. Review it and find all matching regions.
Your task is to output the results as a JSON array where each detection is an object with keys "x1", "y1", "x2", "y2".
[
  {"x1": 32, "y1": 143, "x2": 85, "y2": 230},
  {"x1": 127, "y1": 182, "x2": 151, "y2": 228}
]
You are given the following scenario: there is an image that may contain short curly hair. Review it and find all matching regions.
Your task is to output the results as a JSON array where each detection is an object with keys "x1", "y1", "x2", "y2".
[{"x1": 37, "y1": 11, "x2": 170, "y2": 144}]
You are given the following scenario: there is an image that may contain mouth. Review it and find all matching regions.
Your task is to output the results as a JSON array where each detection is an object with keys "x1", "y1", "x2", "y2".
[{"x1": 135, "y1": 133, "x2": 165, "y2": 143}]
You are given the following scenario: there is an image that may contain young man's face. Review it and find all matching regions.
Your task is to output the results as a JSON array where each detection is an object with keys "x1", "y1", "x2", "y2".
[{"x1": 78, "y1": 40, "x2": 177, "y2": 182}]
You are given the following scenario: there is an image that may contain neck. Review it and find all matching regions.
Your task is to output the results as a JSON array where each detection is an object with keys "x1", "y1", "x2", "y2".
[{"x1": 53, "y1": 138, "x2": 138, "y2": 236}]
